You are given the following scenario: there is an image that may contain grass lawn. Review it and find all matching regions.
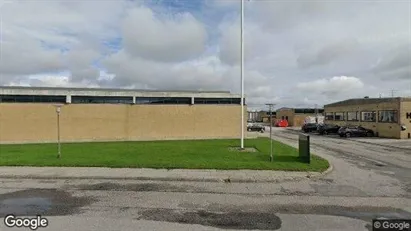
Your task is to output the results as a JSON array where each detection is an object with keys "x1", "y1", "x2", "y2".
[{"x1": 0, "y1": 138, "x2": 329, "y2": 172}]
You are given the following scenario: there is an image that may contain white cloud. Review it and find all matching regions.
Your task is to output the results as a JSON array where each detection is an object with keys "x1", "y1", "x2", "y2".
[
  {"x1": 0, "y1": 32, "x2": 65, "y2": 77},
  {"x1": 297, "y1": 76, "x2": 364, "y2": 97},
  {"x1": 6, "y1": 73, "x2": 99, "y2": 88},
  {"x1": 65, "y1": 47, "x2": 100, "y2": 82},
  {"x1": 102, "y1": 50, "x2": 235, "y2": 91},
  {"x1": 0, "y1": 0, "x2": 127, "y2": 84},
  {"x1": 0, "y1": 0, "x2": 410, "y2": 109},
  {"x1": 121, "y1": 6, "x2": 207, "y2": 62},
  {"x1": 218, "y1": 18, "x2": 279, "y2": 66}
]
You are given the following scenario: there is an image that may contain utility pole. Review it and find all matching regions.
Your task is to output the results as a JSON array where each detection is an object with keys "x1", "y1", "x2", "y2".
[
  {"x1": 266, "y1": 103, "x2": 275, "y2": 162},
  {"x1": 390, "y1": 89, "x2": 397, "y2": 98}
]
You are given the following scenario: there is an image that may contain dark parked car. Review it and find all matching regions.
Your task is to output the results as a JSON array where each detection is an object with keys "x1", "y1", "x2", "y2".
[
  {"x1": 318, "y1": 124, "x2": 340, "y2": 135},
  {"x1": 301, "y1": 123, "x2": 319, "y2": 133},
  {"x1": 338, "y1": 126, "x2": 374, "y2": 138},
  {"x1": 247, "y1": 123, "x2": 265, "y2": 133}
]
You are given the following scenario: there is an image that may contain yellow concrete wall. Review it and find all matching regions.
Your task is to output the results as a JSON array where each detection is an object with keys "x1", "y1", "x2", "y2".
[
  {"x1": 400, "y1": 101, "x2": 411, "y2": 139},
  {"x1": 324, "y1": 101, "x2": 403, "y2": 138},
  {"x1": 276, "y1": 109, "x2": 294, "y2": 125},
  {"x1": 293, "y1": 114, "x2": 318, "y2": 127},
  {"x1": 0, "y1": 103, "x2": 246, "y2": 143},
  {"x1": 276, "y1": 110, "x2": 318, "y2": 127}
]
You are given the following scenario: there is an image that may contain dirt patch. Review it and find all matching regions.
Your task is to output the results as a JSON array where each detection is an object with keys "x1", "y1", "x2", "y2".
[
  {"x1": 137, "y1": 204, "x2": 411, "y2": 230},
  {"x1": 138, "y1": 208, "x2": 281, "y2": 230},
  {"x1": 202, "y1": 203, "x2": 411, "y2": 221},
  {"x1": 137, "y1": 203, "x2": 411, "y2": 230},
  {"x1": 0, "y1": 189, "x2": 96, "y2": 216},
  {"x1": 71, "y1": 182, "x2": 204, "y2": 193},
  {"x1": 228, "y1": 147, "x2": 258, "y2": 152}
]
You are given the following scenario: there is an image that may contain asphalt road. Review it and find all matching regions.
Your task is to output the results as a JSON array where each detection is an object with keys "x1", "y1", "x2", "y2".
[
  {"x1": 269, "y1": 128, "x2": 411, "y2": 196},
  {"x1": 0, "y1": 129, "x2": 410, "y2": 231}
]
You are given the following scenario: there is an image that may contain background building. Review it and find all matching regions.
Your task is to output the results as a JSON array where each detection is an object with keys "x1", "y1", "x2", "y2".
[
  {"x1": 0, "y1": 86, "x2": 246, "y2": 144},
  {"x1": 276, "y1": 108, "x2": 324, "y2": 127},
  {"x1": 324, "y1": 97, "x2": 411, "y2": 139},
  {"x1": 247, "y1": 110, "x2": 259, "y2": 122},
  {"x1": 247, "y1": 110, "x2": 276, "y2": 123}
]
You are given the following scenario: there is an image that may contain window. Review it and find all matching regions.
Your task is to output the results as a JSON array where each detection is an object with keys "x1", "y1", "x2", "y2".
[
  {"x1": 378, "y1": 110, "x2": 398, "y2": 123},
  {"x1": 0, "y1": 94, "x2": 66, "y2": 103},
  {"x1": 294, "y1": 108, "x2": 324, "y2": 114},
  {"x1": 325, "y1": 112, "x2": 334, "y2": 120},
  {"x1": 334, "y1": 112, "x2": 345, "y2": 121},
  {"x1": 135, "y1": 97, "x2": 191, "y2": 104},
  {"x1": 194, "y1": 98, "x2": 241, "y2": 104},
  {"x1": 361, "y1": 111, "x2": 376, "y2": 122},
  {"x1": 346, "y1": 111, "x2": 359, "y2": 121},
  {"x1": 72, "y1": 96, "x2": 133, "y2": 104},
  {"x1": 266, "y1": 111, "x2": 275, "y2": 116}
]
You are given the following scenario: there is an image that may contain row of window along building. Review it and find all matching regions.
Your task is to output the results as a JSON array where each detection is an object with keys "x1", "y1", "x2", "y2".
[
  {"x1": 324, "y1": 97, "x2": 411, "y2": 139},
  {"x1": 0, "y1": 94, "x2": 242, "y2": 105},
  {"x1": 324, "y1": 110, "x2": 398, "y2": 123},
  {"x1": 0, "y1": 86, "x2": 245, "y2": 144}
]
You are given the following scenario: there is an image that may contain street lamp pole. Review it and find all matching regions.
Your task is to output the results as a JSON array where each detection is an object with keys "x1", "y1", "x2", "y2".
[
  {"x1": 240, "y1": 0, "x2": 245, "y2": 149},
  {"x1": 56, "y1": 106, "x2": 61, "y2": 159},
  {"x1": 266, "y1": 103, "x2": 275, "y2": 162}
]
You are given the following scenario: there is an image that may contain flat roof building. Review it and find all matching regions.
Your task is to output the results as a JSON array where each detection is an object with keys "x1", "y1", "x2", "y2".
[
  {"x1": 276, "y1": 107, "x2": 324, "y2": 127},
  {"x1": 324, "y1": 97, "x2": 411, "y2": 139},
  {"x1": 247, "y1": 110, "x2": 276, "y2": 123},
  {"x1": 0, "y1": 86, "x2": 247, "y2": 143}
]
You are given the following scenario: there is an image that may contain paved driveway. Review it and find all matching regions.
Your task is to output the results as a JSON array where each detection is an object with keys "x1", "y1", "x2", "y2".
[{"x1": 265, "y1": 127, "x2": 411, "y2": 197}]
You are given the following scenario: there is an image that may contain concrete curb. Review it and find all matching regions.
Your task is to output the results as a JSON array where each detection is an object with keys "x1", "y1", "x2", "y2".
[
  {"x1": 315, "y1": 163, "x2": 334, "y2": 177},
  {"x1": 0, "y1": 167, "x2": 333, "y2": 183},
  {"x1": 301, "y1": 163, "x2": 333, "y2": 180},
  {"x1": 0, "y1": 174, "x2": 315, "y2": 183}
]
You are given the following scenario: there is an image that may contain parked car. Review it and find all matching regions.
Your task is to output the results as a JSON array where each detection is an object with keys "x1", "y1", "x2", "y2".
[
  {"x1": 276, "y1": 120, "x2": 289, "y2": 127},
  {"x1": 338, "y1": 126, "x2": 374, "y2": 138},
  {"x1": 318, "y1": 124, "x2": 340, "y2": 135},
  {"x1": 301, "y1": 123, "x2": 319, "y2": 133},
  {"x1": 247, "y1": 123, "x2": 265, "y2": 133}
]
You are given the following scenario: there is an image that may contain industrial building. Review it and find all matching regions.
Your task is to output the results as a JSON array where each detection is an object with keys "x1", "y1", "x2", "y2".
[
  {"x1": 0, "y1": 86, "x2": 246, "y2": 144},
  {"x1": 276, "y1": 108, "x2": 324, "y2": 127},
  {"x1": 247, "y1": 110, "x2": 276, "y2": 123},
  {"x1": 324, "y1": 97, "x2": 411, "y2": 139}
]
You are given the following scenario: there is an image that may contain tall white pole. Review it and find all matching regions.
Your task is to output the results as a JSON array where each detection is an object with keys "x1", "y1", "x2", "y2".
[
  {"x1": 56, "y1": 106, "x2": 61, "y2": 159},
  {"x1": 240, "y1": 0, "x2": 245, "y2": 149}
]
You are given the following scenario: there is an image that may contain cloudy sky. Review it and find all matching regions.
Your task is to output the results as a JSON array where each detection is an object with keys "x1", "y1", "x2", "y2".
[{"x1": 0, "y1": 0, "x2": 410, "y2": 109}]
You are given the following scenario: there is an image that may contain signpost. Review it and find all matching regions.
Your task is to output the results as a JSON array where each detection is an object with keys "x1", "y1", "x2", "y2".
[
  {"x1": 55, "y1": 105, "x2": 62, "y2": 159},
  {"x1": 266, "y1": 103, "x2": 275, "y2": 162}
]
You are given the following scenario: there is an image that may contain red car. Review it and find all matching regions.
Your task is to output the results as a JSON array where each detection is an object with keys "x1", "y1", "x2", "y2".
[{"x1": 276, "y1": 120, "x2": 289, "y2": 127}]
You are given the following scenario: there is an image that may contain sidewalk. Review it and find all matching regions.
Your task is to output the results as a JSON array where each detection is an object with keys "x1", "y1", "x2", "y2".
[{"x1": 0, "y1": 166, "x2": 332, "y2": 183}]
